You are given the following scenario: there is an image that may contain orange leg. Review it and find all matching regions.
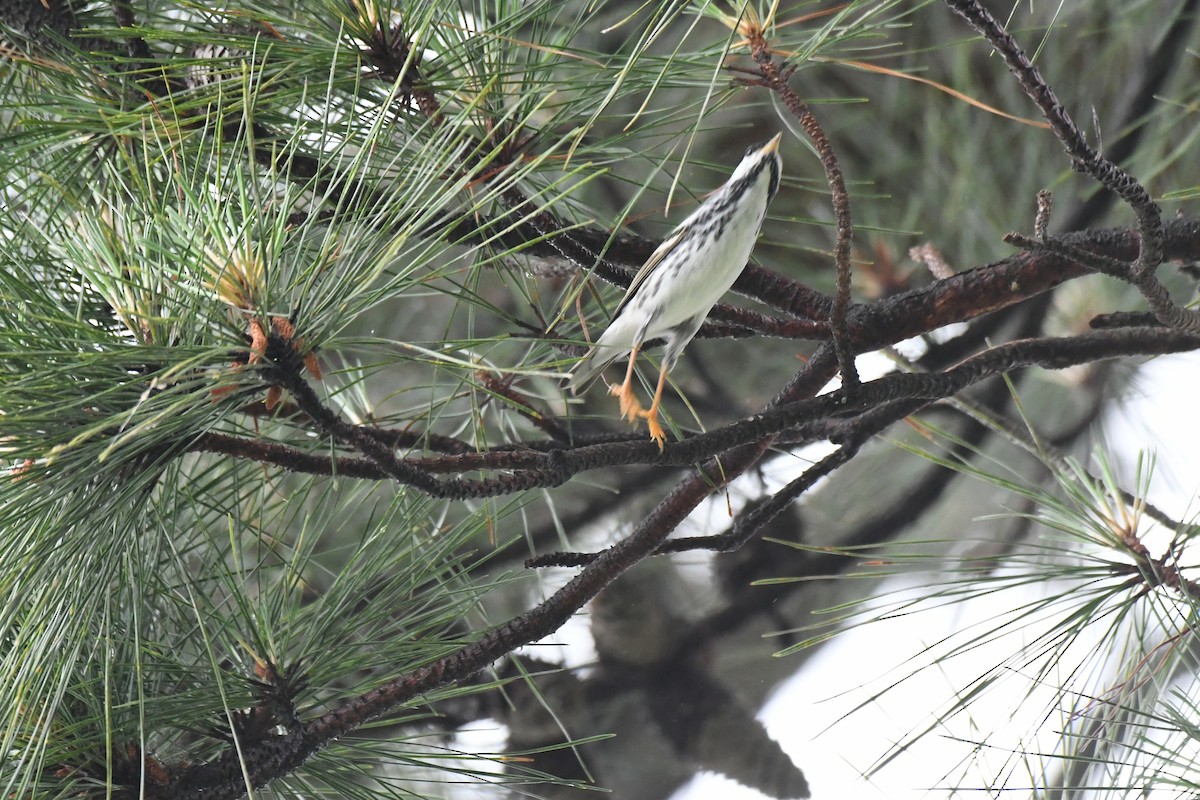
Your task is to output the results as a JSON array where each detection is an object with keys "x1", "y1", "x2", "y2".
[
  {"x1": 640, "y1": 365, "x2": 670, "y2": 449},
  {"x1": 609, "y1": 345, "x2": 646, "y2": 422}
]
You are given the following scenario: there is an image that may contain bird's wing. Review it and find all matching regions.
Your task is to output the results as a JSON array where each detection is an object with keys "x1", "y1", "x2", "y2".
[{"x1": 613, "y1": 223, "x2": 689, "y2": 317}]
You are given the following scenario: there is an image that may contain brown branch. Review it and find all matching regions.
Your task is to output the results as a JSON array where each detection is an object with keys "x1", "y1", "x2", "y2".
[
  {"x1": 843, "y1": 219, "x2": 1200, "y2": 353},
  {"x1": 257, "y1": 337, "x2": 569, "y2": 499}
]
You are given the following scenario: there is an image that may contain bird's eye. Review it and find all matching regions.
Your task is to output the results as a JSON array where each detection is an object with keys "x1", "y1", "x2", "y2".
[{"x1": 744, "y1": 144, "x2": 758, "y2": 158}]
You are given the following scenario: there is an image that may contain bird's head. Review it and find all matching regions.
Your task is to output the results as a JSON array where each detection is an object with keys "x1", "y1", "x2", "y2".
[{"x1": 732, "y1": 131, "x2": 783, "y2": 201}]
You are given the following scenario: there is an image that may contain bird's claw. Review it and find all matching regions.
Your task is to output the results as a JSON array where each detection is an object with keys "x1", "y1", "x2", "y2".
[{"x1": 644, "y1": 414, "x2": 666, "y2": 451}]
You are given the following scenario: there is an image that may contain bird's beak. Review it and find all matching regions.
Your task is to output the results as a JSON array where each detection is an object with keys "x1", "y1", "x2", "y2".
[{"x1": 761, "y1": 132, "x2": 782, "y2": 154}]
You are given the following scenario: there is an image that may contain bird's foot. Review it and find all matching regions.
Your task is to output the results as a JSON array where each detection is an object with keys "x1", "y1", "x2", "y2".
[{"x1": 610, "y1": 381, "x2": 646, "y2": 422}]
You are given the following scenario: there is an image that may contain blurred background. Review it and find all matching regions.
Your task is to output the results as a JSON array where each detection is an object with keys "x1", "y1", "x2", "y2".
[{"x1": 4, "y1": 1, "x2": 1200, "y2": 799}]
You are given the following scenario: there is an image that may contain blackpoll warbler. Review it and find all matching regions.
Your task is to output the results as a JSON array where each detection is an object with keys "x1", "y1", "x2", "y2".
[{"x1": 568, "y1": 132, "x2": 783, "y2": 447}]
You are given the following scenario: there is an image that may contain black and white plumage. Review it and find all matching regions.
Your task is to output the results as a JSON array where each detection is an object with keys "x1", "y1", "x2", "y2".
[{"x1": 567, "y1": 133, "x2": 782, "y2": 447}]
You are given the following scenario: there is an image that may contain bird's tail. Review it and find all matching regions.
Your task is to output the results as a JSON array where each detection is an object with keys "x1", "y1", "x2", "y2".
[{"x1": 566, "y1": 343, "x2": 621, "y2": 395}]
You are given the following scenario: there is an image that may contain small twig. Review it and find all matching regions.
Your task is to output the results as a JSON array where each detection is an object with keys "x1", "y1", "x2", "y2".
[
  {"x1": 1003, "y1": 232, "x2": 1131, "y2": 279},
  {"x1": 475, "y1": 371, "x2": 573, "y2": 443},
  {"x1": 1035, "y1": 189, "x2": 1053, "y2": 241},
  {"x1": 357, "y1": 17, "x2": 443, "y2": 126},
  {"x1": 909, "y1": 243, "x2": 956, "y2": 280},
  {"x1": 745, "y1": 29, "x2": 859, "y2": 391}
]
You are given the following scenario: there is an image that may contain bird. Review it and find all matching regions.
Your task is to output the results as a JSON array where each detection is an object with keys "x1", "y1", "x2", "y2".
[{"x1": 567, "y1": 132, "x2": 783, "y2": 448}]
